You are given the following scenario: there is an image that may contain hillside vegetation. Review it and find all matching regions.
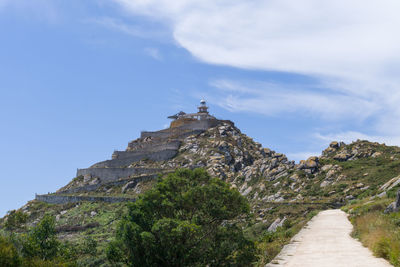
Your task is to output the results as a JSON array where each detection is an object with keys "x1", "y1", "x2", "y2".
[
  {"x1": 344, "y1": 195, "x2": 400, "y2": 266},
  {"x1": 1, "y1": 122, "x2": 400, "y2": 266}
]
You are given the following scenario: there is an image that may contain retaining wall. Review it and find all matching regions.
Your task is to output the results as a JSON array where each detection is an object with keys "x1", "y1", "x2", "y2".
[
  {"x1": 58, "y1": 173, "x2": 160, "y2": 194},
  {"x1": 127, "y1": 139, "x2": 181, "y2": 153},
  {"x1": 35, "y1": 194, "x2": 136, "y2": 204},
  {"x1": 139, "y1": 119, "x2": 219, "y2": 139},
  {"x1": 90, "y1": 149, "x2": 178, "y2": 168},
  {"x1": 140, "y1": 129, "x2": 205, "y2": 140},
  {"x1": 76, "y1": 167, "x2": 163, "y2": 183},
  {"x1": 177, "y1": 119, "x2": 220, "y2": 131},
  {"x1": 115, "y1": 141, "x2": 181, "y2": 159}
]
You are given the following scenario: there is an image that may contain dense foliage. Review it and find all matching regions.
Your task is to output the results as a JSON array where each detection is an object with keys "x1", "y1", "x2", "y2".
[
  {"x1": 107, "y1": 168, "x2": 256, "y2": 266},
  {"x1": 4, "y1": 210, "x2": 28, "y2": 230},
  {"x1": 0, "y1": 213, "x2": 99, "y2": 266},
  {"x1": 0, "y1": 235, "x2": 21, "y2": 267},
  {"x1": 22, "y1": 215, "x2": 60, "y2": 260}
]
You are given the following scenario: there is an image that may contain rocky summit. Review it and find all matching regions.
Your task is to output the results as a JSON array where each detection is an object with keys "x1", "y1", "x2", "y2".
[{"x1": 1, "y1": 102, "x2": 400, "y2": 266}]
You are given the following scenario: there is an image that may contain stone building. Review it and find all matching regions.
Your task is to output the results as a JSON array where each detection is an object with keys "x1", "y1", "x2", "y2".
[{"x1": 168, "y1": 99, "x2": 216, "y2": 128}]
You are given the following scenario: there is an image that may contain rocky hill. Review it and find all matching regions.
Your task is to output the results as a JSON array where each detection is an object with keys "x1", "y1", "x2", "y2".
[{"x1": 1, "y1": 116, "x2": 400, "y2": 265}]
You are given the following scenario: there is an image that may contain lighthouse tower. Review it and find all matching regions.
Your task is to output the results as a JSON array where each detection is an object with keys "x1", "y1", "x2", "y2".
[{"x1": 198, "y1": 99, "x2": 209, "y2": 114}]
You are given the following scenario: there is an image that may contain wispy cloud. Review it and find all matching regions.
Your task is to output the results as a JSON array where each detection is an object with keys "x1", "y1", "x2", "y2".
[
  {"x1": 144, "y1": 47, "x2": 162, "y2": 60},
  {"x1": 208, "y1": 79, "x2": 379, "y2": 121},
  {"x1": 314, "y1": 131, "x2": 400, "y2": 147},
  {"x1": 85, "y1": 17, "x2": 168, "y2": 40},
  {"x1": 114, "y1": 0, "x2": 400, "y2": 146}
]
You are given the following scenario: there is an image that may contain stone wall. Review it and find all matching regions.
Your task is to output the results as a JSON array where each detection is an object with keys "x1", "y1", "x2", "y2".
[
  {"x1": 177, "y1": 119, "x2": 220, "y2": 131},
  {"x1": 114, "y1": 141, "x2": 181, "y2": 159},
  {"x1": 140, "y1": 129, "x2": 205, "y2": 140},
  {"x1": 58, "y1": 173, "x2": 160, "y2": 194},
  {"x1": 90, "y1": 149, "x2": 178, "y2": 168},
  {"x1": 76, "y1": 167, "x2": 163, "y2": 183},
  {"x1": 140, "y1": 119, "x2": 219, "y2": 139},
  {"x1": 35, "y1": 194, "x2": 136, "y2": 204},
  {"x1": 140, "y1": 130, "x2": 175, "y2": 139}
]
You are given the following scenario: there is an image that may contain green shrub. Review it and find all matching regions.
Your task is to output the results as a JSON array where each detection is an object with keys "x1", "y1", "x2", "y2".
[
  {"x1": 108, "y1": 168, "x2": 256, "y2": 266},
  {"x1": 22, "y1": 215, "x2": 60, "y2": 260},
  {"x1": 81, "y1": 236, "x2": 97, "y2": 256},
  {"x1": 0, "y1": 236, "x2": 21, "y2": 267},
  {"x1": 5, "y1": 210, "x2": 28, "y2": 230}
]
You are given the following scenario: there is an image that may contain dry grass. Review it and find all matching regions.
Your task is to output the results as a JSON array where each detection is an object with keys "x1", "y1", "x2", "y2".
[{"x1": 350, "y1": 206, "x2": 400, "y2": 266}]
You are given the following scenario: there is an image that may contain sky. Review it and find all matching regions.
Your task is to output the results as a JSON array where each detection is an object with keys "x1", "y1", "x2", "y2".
[{"x1": 1, "y1": 0, "x2": 400, "y2": 216}]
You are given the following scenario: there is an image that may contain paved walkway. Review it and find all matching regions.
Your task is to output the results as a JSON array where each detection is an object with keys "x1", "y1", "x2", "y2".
[{"x1": 266, "y1": 209, "x2": 392, "y2": 267}]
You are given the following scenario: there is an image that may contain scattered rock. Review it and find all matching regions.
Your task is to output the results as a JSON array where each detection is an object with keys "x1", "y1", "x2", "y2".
[
  {"x1": 89, "y1": 177, "x2": 100, "y2": 185},
  {"x1": 297, "y1": 156, "x2": 319, "y2": 173},
  {"x1": 268, "y1": 217, "x2": 287, "y2": 232},
  {"x1": 371, "y1": 152, "x2": 383, "y2": 158},
  {"x1": 289, "y1": 173, "x2": 299, "y2": 181},
  {"x1": 122, "y1": 181, "x2": 136, "y2": 193},
  {"x1": 384, "y1": 190, "x2": 400, "y2": 213},
  {"x1": 320, "y1": 181, "x2": 331, "y2": 188},
  {"x1": 333, "y1": 151, "x2": 351, "y2": 161},
  {"x1": 83, "y1": 174, "x2": 92, "y2": 183},
  {"x1": 330, "y1": 141, "x2": 340, "y2": 148},
  {"x1": 380, "y1": 176, "x2": 400, "y2": 191},
  {"x1": 356, "y1": 183, "x2": 364, "y2": 188},
  {"x1": 321, "y1": 164, "x2": 333, "y2": 172},
  {"x1": 336, "y1": 174, "x2": 346, "y2": 181},
  {"x1": 377, "y1": 191, "x2": 386, "y2": 198},
  {"x1": 242, "y1": 186, "x2": 253, "y2": 196}
]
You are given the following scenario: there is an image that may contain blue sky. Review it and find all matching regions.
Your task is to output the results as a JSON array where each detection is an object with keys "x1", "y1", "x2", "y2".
[{"x1": 1, "y1": 0, "x2": 400, "y2": 216}]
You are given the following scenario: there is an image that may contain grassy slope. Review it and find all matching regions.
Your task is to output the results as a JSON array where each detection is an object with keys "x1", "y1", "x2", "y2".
[
  {"x1": 343, "y1": 196, "x2": 400, "y2": 266},
  {"x1": 1, "y1": 140, "x2": 400, "y2": 266}
]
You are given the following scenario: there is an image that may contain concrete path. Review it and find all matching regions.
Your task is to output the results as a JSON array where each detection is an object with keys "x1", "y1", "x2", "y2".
[{"x1": 266, "y1": 209, "x2": 392, "y2": 267}]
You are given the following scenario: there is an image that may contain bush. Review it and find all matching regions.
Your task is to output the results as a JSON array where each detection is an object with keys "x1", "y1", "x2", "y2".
[
  {"x1": 81, "y1": 236, "x2": 97, "y2": 256},
  {"x1": 108, "y1": 168, "x2": 256, "y2": 266},
  {"x1": 0, "y1": 236, "x2": 21, "y2": 267},
  {"x1": 5, "y1": 210, "x2": 28, "y2": 230},
  {"x1": 22, "y1": 215, "x2": 60, "y2": 260}
]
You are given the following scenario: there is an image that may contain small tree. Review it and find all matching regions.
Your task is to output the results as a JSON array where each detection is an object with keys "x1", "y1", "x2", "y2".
[
  {"x1": 82, "y1": 236, "x2": 97, "y2": 256},
  {"x1": 23, "y1": 215, "x2": 60, "y2": 260},
  {"x1": 108, "y1": 168, "x2": 256, "y2": 266},
  {"x1": 0, "y1": 236, "x2": 21, "y2": 267},
  {"x1": 5, "y1": 210, "x2": 28, "y2": 230}
]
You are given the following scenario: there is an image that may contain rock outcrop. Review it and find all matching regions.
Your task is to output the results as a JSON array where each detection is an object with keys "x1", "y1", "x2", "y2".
[{"x1": 384, "y1": 190, "x2": 400, "y2": 213}]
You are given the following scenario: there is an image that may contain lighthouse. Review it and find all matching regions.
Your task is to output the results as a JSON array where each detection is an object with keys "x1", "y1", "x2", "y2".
[
  {"x1": 167, "y1": 99, "x2": 216, "y2": 128},
  {"x1": 198, "y1": 99, "x2": 209, "y2": 114}
]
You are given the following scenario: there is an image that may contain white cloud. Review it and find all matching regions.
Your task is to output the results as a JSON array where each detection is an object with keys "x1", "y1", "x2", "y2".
[
  {"x1": 85, "y1": 17, "x2": 167, "y2": 39},
  {"x1": 315, "y1": 131, "x2": 400, "y2": 147},
  {"x1": 144, "y1": 47, "x2": 162, "y2": 60},
  {"x1": 114, "y1": 0, "x2": 400, "y2": 77},
  {"x1": 208, "y1": 79, "x2": 380, "y2": 120},
  {"x1": 114, "y1": 0, "x2": 400, "y2": 145}
]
